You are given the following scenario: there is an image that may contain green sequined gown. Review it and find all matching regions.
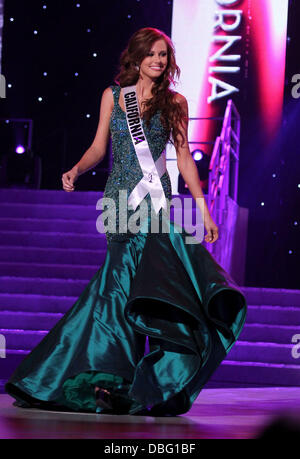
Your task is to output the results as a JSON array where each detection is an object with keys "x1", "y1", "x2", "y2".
[{"x1": 5, "y1": 85, "x2": 247, "y2": 415}]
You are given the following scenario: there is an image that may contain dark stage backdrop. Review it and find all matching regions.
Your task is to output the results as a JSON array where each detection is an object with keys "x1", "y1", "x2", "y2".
[{"x1": 0, "y1": 0, "x2": 299, "y2": 289}]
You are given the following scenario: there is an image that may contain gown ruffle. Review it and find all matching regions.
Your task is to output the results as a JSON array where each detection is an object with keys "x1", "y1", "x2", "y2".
[{"x1": 5, "y1": 215, "x2": 247, "y2": 416}]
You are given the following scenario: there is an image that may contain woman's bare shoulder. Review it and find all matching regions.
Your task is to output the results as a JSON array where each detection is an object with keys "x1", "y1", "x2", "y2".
[
  {"x1": 100, "y1": 86, "x2": 115, "y2": 109},
  {"x1": 102, "y1": 85, "x2": 115, "y2": 98}
]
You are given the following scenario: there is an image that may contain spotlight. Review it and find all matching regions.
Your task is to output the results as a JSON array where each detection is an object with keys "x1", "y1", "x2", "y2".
[
  {"x1": 193, "y1": 150, "x2": 203, "y2": 161},
  {"x1": 1, "y1": 148, "x2": 42, "y2": 189},
  {"x1": 192, "y1": 149, "x2": 210, "y2": 181},
  {"x1": 15, "y1": 145, "x2": 26, "y2": 154},
  {"x1": 0, "y1": 118, "x2": 41, "y2": 189},
  {"x1": 178, "y1": 149, "x2": 210, "y2": 194}
]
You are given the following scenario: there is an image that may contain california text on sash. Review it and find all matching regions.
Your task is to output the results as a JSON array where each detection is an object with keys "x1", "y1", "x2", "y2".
[{"x1": 124, "y1": 91, "x2": 146, "y2": 145}]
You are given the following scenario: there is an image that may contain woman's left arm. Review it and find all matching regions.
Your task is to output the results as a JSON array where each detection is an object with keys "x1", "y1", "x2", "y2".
[{"x1": 174, "y1": 94, "x2": 219, "y2": 243}]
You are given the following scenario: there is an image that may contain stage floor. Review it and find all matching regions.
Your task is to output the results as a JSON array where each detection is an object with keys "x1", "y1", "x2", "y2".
[{"x1": 1, "y1": 387, "x2": 300, "y2": 439}]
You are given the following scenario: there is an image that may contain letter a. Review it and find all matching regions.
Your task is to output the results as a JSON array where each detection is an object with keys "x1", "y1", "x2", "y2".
[{"x1": 208, "y1": 76, "x2": 239, "y2": 103}]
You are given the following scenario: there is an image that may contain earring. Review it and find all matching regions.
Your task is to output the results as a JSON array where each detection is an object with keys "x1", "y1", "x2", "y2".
[{"x1": 135, "y1": 65, "x2": 140, "y2": 71}]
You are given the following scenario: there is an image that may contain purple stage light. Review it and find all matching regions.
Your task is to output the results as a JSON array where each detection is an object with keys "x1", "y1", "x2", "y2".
[
  {"x1": 15, "y1": 145, "x2": 25, "y2": 154},
  {"x1": 193, "y1": 150, "x2": 203, "y2": 161}
]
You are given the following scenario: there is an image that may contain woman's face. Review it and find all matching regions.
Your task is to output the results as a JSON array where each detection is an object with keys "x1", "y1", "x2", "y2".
[{"x1": 139, "y1": 38, "x2": 168, "y2": 81}]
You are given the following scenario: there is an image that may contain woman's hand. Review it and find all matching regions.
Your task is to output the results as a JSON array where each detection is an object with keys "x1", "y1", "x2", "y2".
[
  {"x1": 62, "y1": 168, "x2": 79, "y2": 192},
  {"x1": 204, "y1": 215, "x2": 219, "y2": 243}
]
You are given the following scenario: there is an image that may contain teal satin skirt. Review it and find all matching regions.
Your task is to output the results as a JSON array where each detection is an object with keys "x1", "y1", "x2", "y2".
[{"x1": 5, "y1": 217, "x2": 247, "y2": 415}]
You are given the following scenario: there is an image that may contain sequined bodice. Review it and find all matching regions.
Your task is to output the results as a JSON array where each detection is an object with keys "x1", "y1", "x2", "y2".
[{"x1": 103, "y1": 85, "x2": 172, "y2": 243}]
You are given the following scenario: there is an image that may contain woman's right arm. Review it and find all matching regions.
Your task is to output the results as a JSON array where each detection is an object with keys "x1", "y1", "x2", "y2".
[{"x1": 62, "y1": 87, "x2": 114, "y2": 192}]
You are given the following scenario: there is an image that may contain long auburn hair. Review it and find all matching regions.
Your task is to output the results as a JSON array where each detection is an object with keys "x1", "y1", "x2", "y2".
[{"x1": 114, "y1": 27, "x2": 188, "y2": 149}]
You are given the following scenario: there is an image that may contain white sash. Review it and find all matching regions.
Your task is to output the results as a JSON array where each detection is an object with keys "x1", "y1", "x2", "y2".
[{"x1": 122, "y1": 85, "x2": 168, "y2": 215}]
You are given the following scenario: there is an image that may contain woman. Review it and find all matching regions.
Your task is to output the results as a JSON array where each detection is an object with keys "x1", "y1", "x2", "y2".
[{"x1": 5, "y1": 28, "x2": 247, "y2": 416}]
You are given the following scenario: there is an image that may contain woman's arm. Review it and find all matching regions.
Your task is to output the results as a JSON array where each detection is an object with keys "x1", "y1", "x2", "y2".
[
  {"x1": 72, "y1": 87, "x2": 114, "y2": 176},
  {"x1": 173, "y1": 93, "x2": 218, "y2": 243},
  {"x1": 62, "y1": 87, "x2": 114, "y2": 192}
]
